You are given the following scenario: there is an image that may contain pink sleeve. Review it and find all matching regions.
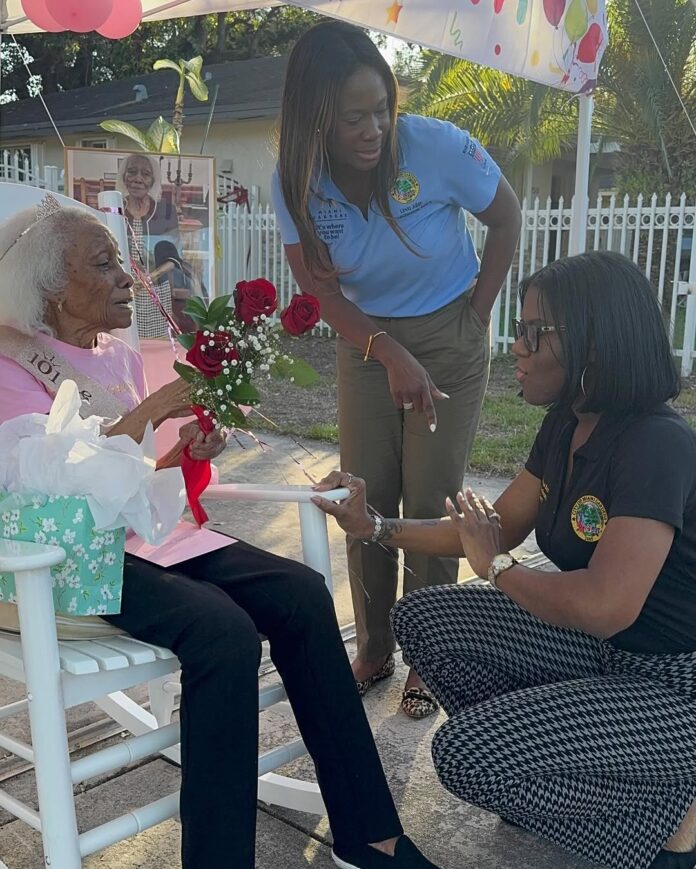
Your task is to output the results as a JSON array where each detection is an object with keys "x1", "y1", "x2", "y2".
[
  {"x1": 0, "y1": 355, "x2": 53, "y2": 424},
  {"x1": 129, "y1": 349, "x2": 148, "y2": 402}
]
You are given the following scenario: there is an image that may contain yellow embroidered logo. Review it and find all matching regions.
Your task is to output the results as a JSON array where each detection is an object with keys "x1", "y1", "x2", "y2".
[
  {"x1": 539, "y1": 480, "x2": 550, "y2": 502},
  {"x1": 570, "y1": 495, "x2": 608, "y2": 543},
  {"x1": 391, "y1": 171, "x2": 420, "y2": 204}
]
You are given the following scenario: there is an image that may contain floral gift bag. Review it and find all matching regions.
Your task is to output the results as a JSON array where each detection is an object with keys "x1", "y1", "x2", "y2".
[{"x1": 0, "y1": 491, "x2": 125, "y2": 616}]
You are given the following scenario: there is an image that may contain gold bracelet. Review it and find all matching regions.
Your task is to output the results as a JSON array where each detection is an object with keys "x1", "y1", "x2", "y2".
[{"x1": 363, "y1": 330, "x2": 387, "y2": 362}]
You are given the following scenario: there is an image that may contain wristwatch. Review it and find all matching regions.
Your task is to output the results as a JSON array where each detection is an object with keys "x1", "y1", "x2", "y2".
[{"x1": 487, "y1": 552, "x2": 517, "y2": 589}]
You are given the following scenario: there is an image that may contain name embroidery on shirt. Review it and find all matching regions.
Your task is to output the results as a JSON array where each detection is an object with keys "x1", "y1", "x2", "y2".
[
  {"x1": 391, "y1": 171, "x2": 420, "y2": 205},
  {"x1": 313, "y1": 203, "x2": 348, "y2": 244},
  {"x1": 570, "y1": 495, "x2": 608, "y2": 543}
]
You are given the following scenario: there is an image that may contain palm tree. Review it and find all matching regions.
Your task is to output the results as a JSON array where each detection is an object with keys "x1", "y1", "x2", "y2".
[
  {"x1": 597, "y1": 0, "x2": 696, "y2": 193},
  {"x1": 408, "y1": 0, "x2": 696, "y2": 196},
  {"x1": 407, "y1": 52, "x2": 578, "y2": 194},
  {"x1": 100, "y1": 55, "x2": 209, "y2": 154}
]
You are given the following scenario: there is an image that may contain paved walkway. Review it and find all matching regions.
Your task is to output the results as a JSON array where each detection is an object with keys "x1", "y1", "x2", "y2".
[{"x1": 0, "y1": 434, "x2": 595, "y2": 868}]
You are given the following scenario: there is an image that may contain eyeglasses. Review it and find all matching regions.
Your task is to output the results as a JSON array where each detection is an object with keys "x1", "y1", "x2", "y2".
[{"x1": 512, "y1": 319, "x2": 564, "y2": 353}]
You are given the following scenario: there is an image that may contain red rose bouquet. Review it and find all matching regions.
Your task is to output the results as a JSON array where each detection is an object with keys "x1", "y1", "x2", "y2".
[{"x1": 174, "y1": 280, "x2": 286, "y2": 430}]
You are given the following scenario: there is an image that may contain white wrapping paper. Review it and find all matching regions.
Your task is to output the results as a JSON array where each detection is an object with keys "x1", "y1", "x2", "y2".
[{"x1": 0, "y1": 381, "x2": 185, "y2": 544}]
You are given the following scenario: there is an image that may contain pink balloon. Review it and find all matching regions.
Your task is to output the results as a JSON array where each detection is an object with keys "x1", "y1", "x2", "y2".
[
  {"x1": 577, "y1": 22, "x2": 603, "y2": 64},
  {"x1": 97, "y1": 0, "x2": 143, "y2": 39},
  {"x1": 45, "y1": 0, "x2": 113, "y2": 33},
  {"x1": 21, "y1": 0, "x2": 64, "y2": 32},
  {"x1": 543, "y1": 0, "x2": 566, "y2": 27}
]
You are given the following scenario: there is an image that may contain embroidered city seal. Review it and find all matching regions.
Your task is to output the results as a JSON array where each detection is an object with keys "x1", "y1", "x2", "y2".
[
  {"x1": 570, "y1": 495, "x2": 608, "y2": 543},
  {"x1": 391, "y1": 171, "x2": 420, "y2": 204}
]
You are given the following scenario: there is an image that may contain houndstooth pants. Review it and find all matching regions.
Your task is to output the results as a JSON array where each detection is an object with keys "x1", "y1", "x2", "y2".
[{"x1": 391, "y1": 583, "x2": 696, "y2": 869}]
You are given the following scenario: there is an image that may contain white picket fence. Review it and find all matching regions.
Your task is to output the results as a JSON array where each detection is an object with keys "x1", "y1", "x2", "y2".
[
  {"x1": 219, "y1": 193, "x2": 696, "y2": 374},
  {"x1": 0, "y1": 157, "x2": 62, "y2": 191},
  {"x1": 4, "y1": 167, "x2": 695, "y2": 373}
]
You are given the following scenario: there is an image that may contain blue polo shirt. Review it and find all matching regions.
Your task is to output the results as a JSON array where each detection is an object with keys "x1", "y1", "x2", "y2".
[{"x1": 271, "y1": 114, "x2": 501, "y2": 317}]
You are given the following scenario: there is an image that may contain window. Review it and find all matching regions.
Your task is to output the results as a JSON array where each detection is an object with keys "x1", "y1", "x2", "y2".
[{"x1": 78, "y1": 138, "x2": 113, "y2": 149}]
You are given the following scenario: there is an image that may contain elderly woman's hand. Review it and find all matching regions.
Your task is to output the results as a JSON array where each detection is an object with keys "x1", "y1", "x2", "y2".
[
  {"x1": 311, "y1": 471, "x2": 375, "y2": 539},
  {"x1": 151, "y1": 377, "x2": 193, "y2": 422},
  {"x1": 445, "y1": 488, "x2": 503, "y2": 579},
  {"x1": 179, "y1": 423, "x2": 227, "y2": 461}
]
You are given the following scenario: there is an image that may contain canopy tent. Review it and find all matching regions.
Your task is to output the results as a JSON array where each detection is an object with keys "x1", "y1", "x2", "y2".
[{"x1": 1, "y1": 0, "x2": 608, "y2": 253}]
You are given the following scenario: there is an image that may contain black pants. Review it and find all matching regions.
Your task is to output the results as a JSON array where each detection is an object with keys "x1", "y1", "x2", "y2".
[{"x1": 104, "y1": 540, "x2": 402, "y2": 868}]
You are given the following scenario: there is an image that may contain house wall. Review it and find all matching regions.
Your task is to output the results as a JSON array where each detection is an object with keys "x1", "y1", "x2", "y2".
[{"x1": 3, "y1": 116, "x2": 279, "y2": 204}]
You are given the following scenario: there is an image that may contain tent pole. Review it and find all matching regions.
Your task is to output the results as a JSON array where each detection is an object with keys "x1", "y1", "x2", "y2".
[{"x1": 568, "y1": 95, "x2": 594, "y2": 256}]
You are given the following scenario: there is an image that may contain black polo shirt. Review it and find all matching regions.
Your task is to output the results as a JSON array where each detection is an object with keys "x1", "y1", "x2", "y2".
[{"x1": 525, "y1": 404, "x2": 696, "y2": 654}]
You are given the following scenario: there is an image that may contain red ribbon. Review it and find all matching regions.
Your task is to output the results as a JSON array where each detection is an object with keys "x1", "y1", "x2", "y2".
[{"x1": 180, "y1": 405, "x2": 215, "y2": 526}]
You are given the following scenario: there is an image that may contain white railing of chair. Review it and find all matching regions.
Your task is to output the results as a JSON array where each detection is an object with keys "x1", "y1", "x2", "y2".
[{"x1": 218, "y1": 193, "x2": 696, "y2": 372}]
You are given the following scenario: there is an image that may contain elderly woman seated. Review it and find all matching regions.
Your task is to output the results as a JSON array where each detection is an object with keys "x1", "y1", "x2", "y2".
[
  {"x1": 314, "y1": 252, "x2": 696, "y2": 869},
  {"x1": 0, "y1": 202, "x2": 441, "y2": 869}
]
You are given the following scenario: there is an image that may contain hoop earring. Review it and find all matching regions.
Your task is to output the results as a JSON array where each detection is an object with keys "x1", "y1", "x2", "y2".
[{"x1": 580, "y1": 366, "x2": 588, "y2": 397}]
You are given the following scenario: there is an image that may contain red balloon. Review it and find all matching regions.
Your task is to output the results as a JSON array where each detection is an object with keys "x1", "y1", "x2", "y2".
[
  {"x1": 543, "y1": 0, "x2": 566, "y2": 27},
  {"x1": 21, "y1": 0, "x2": 64, "y2": 32},
  {"x1": 577, "y1": 22, "x2": 603, "y2": 64},
  {"x1": 45, "y1": 0, "x2": 113, "y2": 33},
  {"x1": 97, "y1": 0, "x2": 143, "y2": 39}
]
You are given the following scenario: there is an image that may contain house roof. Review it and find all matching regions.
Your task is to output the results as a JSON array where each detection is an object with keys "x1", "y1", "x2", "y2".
[{"x1": 0, "y1": 55, "x2": 288, "y2": 141}]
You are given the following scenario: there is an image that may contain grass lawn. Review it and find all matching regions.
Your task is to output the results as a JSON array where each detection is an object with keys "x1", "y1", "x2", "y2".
[{"x1": 256, "y1": 336, "x2": 696, "y2": 479}]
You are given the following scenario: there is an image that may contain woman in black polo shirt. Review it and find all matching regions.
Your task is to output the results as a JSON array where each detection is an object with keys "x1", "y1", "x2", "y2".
[{"x1": 313, "y1": 251, "x2": 696, "y2": 869}]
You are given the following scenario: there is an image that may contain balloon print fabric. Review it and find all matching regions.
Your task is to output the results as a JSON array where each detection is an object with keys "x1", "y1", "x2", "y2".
[{"x1": 305, "y1": 0, "x2": 608, "y2": 93}]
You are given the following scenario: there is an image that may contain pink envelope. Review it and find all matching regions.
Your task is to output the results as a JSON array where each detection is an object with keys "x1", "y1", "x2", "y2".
[{"x1": 125, "y1": 520, "x2": 236, "y2": 567}]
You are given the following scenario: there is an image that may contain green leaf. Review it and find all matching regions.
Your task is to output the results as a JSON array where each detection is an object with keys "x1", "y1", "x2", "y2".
[
  {"x1": 183, "y1": 56, "x2": 203, "y2": 76},
  {"x1": 99, "y1": 120, "x2": 154, "y2": 151},
  {"x1": 185, "y1": 72, "x2": 209, "y2": 102},
  {"x1": 173, "y1": 361, "x2": 198, "y2": 383},
  {"x1": 206, "y1": 295, "x2": 232, "y2": 325},
  {"x1": 176, "y1": 333, "x2": 196, "y2": 350},
  {"x1": 183, "y1": 297, "x2": 209, "y2": 320},
  {"x1": 153, "y1": 58, "x2": 182, "y2": 73},
  {"x1": 220, "y1": 405, "x2": 248, "y2": 429},
  {"x1": 227, "y1": 381, "x2": 261, "y2": 405},
  {"x1": 146, "y1": 116, "x2": 180, "y2": 154},
  {"x1": 271, "y1": 356, "x2": 320, "y2": 387}
]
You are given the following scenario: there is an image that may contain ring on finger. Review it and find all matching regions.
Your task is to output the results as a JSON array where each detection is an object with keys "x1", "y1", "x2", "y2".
[
  {"x1": 402, "y1": 401, "x2": 414, "y2": 411},
  {"x1": 345, "y1": 473, "x2": 354, "y2": 484}
]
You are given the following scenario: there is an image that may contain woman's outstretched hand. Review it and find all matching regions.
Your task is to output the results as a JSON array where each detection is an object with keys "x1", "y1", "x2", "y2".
[
  {"x1": 445, "y1": 488, "x2": 503, "y2": 579},
  {"x1": 311, "y1": 471, "x2": 374, "y2": 539}
]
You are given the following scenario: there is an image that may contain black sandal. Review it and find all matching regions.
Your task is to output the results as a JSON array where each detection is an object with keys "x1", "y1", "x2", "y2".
[
  {"x1": 400, "y1": 686, "x2": 439, "y2": 719},
  {"x1": 649, "y1": 847, "x2": 696, "y2": 868}
]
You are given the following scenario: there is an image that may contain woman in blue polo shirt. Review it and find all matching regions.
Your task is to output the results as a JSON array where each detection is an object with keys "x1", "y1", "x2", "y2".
[
  {"x1": 314, "y1": 251, "x2": 696, "y2": 869},
  {"x1": 272, "y1": 20, "x2": 521, "y2": 717}
]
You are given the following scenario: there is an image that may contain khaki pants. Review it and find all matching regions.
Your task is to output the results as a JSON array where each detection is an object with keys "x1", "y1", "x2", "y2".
[{"x1": 337, "y1": 291, "x2": 491, "y2": 661}]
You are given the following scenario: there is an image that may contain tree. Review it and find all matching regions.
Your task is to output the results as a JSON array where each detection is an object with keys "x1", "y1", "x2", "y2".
[
  {"x1": 406, "y1": 52, "x2": 578, "y2": 191},
  {"x1": 598, "y1": 0, "x2": 696, "y2": 195},
  {"x1": 407, "y1": 0, "x2": 696, "y2": 196},
  {"x1": 1, "y1": 9, "x2": 320, "y2": 99},
  {"x1": 99, "y1": 55, "x2": 209, "y2": 153}
]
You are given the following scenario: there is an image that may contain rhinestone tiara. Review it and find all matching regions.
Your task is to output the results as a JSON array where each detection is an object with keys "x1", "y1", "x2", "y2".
[{"x1": 0, "y1": 193, "x2": 62, "y2": 264}]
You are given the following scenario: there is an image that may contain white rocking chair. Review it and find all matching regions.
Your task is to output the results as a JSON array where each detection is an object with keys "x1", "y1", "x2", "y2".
[{"x1": 0, "y1": 482, "x2": 348, "y2": 868}]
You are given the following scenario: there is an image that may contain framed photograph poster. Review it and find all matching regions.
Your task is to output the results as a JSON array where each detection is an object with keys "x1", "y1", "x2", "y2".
[{"x1": 65, "y1": 147, "x2": 216, "y2": 339}]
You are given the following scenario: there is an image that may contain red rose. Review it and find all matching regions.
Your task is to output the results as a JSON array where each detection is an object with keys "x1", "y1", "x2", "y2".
[
  {"x1": 234, "y1": 278, "x2": 278, "y2": 325},
  {"x1": 280, "y1": 293, "x2": 321, "y2": 336},
  {"x1": 186, "y1": 330, "x2": 239, "y2": 379}
]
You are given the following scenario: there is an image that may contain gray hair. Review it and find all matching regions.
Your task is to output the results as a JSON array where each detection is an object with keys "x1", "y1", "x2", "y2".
[
  {"x1": 115, "y1": 153, "x2": 162, "y2": 204},
  {"x1": 0, "y1": 205, "x2": 109, "y2": 335}
]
